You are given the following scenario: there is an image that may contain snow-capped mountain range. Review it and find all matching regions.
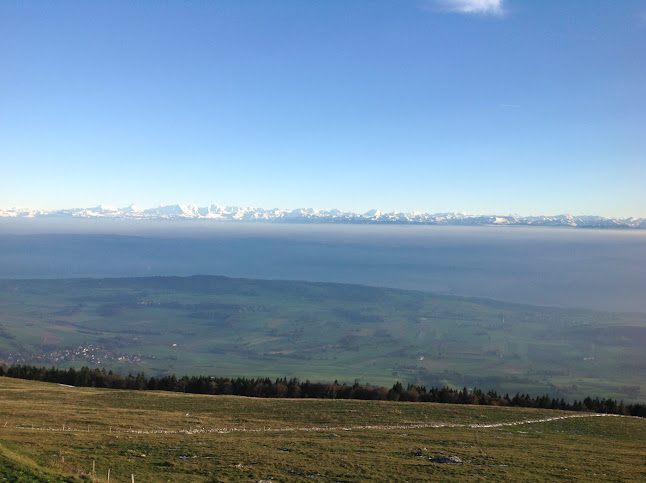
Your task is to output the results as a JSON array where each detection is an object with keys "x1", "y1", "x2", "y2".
[{"x1": 0, "y1": 205, "x2": 644, "y2": 229}]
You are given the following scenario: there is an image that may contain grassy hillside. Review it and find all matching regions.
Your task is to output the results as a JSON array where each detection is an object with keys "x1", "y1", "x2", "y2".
[
  {"x1": 1, "y1": 377, "x2": 645, "y2": 481},
  {"x1": 1, "y1": 276, "x2": 645, "y2": 401}
]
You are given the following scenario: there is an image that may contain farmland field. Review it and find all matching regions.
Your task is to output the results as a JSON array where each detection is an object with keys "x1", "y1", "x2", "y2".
[{"x1": 1, "y1": 276, "x2": 644, "y2": 402}]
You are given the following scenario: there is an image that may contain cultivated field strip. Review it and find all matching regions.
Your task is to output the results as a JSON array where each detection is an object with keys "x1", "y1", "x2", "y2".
[{"x1": 13, "y1": 412, "x2": 621, "y2": 436}]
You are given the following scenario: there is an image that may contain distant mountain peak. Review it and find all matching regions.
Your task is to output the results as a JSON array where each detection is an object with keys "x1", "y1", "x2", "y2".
[{"x1": 0, "y1": 205, "x2": 643, "y2": 229}]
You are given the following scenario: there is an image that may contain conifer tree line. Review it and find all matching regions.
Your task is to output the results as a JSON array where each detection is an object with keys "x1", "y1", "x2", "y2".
[{"x1": 2, "y1": 363, "x2": 644, "y2": 417}]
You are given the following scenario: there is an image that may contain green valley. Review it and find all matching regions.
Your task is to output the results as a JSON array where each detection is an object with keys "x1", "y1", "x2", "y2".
[{"x1": 1, "y1": 276, "x2": 644, "y2": 402}]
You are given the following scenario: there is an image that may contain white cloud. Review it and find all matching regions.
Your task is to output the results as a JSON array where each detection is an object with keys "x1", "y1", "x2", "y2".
[{"x1": 432, "y1": 0, "x2": 506, "y2": 16}]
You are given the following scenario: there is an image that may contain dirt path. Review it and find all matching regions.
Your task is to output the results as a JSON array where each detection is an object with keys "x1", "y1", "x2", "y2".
[{"x1": 11, "y1": 412, "x2": 622, "y2": 436}]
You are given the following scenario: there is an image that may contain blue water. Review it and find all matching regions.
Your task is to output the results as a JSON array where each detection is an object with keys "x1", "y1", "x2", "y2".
[{"x1": 1, "y1": 219, "x2": 645, "y2": 313}]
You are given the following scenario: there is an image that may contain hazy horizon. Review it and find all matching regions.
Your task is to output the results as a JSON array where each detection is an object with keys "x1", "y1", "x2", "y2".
[{"x1": 1, "y1": 221, "x2": 644, "y2": 314}]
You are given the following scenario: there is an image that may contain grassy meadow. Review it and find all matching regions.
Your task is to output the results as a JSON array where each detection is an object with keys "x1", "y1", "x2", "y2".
[
  {"x1": 1, "y1": 377, "x2": 645, "y2": 481},
  {"x1": 1, "y1": 276, "x2": 645, "y2": 402}
]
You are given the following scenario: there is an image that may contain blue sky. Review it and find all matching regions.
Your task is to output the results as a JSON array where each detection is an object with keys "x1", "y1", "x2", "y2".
[{"x1": 1, "y1": 0, "x2": 645, "y2": 217}]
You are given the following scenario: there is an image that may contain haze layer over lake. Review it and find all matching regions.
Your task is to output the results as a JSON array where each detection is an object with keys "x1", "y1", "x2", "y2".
[{"x1": 1, "y1": 219, "x2": 644, "y2": 314}]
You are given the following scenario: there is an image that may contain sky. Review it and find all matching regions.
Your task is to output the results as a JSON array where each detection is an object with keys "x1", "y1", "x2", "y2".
[{"x1": 1, "y1": 0, "x2": 645, "y2": 217}]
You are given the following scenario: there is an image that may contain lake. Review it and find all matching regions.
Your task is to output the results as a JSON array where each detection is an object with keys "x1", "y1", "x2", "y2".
[{"x1": 1, "y1": 219, "x2": 645, "y2": 313}]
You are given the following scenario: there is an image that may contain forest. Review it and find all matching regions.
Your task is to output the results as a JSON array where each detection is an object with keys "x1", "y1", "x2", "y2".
[{"x1": 3, "y1": 363, "x2": 644, "y2": 418}]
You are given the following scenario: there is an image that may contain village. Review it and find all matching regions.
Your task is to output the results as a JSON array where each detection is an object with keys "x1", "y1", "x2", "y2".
[{"x1": 0, "y1": 344, "x2": 143, "y2": 367}]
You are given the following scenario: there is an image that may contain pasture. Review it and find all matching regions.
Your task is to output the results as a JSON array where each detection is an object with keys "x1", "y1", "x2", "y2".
[{"x1": 1, "y1": 378, "x2": 645, "y2": 481}]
